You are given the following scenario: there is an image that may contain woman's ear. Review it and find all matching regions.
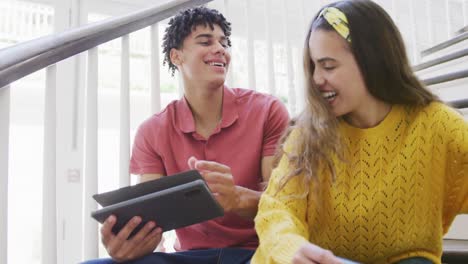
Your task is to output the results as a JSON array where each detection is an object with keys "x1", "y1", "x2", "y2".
[{"x1": 170, "y1": 48, "x2": 182, "y2": 66}]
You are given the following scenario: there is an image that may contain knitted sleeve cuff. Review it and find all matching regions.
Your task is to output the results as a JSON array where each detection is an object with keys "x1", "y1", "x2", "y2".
[{"x1": 271, "y1": 234, "x2": 309, "y2": 264}]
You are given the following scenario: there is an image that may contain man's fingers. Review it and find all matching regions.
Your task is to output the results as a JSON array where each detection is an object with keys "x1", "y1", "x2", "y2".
[
  {"x1": 107, "y1": 216, "x2": 141, "y2": 253},
  {"x1": 205, "y1": 182, "x2": 230, "y2": 194},
  {"x1": 117, "y1": 216, "x2": 142, "y2": 241},
  {"x1": 187, "y1": 156, "x2": 197, "y2": 169},
  {"x1": 201, "y1": 171, "x2": 232, "y2": 185},
  {"x1": 127, "y1": 221, "x2": 156, "y2": 247},
  {"x1": 142, "y1": 227, "x2": 163, "y2": 248},
  {"x1": 116, "y1": 221, "x2": 156, "y2": 259},
  {"x1": 100, "y1": 215, "x2": 116, "y2": 245},
  {"x1": 195, "y1": 160, "x2": 231, "y2": 173}
]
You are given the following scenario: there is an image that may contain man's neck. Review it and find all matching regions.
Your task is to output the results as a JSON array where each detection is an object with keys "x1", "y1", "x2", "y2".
[{"x1": 184, "y1": 83, "x2": 224, "y2": 138}]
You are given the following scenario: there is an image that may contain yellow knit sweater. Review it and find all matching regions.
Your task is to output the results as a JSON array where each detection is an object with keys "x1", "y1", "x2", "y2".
[{"x1": 252, "y1": 102, "x2": 468, "y2": 264}]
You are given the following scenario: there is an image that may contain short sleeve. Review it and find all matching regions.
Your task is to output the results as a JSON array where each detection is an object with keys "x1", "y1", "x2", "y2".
[
  {"x1": 262, "y1": 98, "x2": 290, "y2": 157},
  {"x1": 129, "y1": 120, "x2": 166, "y2": 175}
]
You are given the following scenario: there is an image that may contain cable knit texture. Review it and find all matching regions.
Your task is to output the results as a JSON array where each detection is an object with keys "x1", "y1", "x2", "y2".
[{"x1": 252, "y1": 102, "x2": 468, "y2": 264}]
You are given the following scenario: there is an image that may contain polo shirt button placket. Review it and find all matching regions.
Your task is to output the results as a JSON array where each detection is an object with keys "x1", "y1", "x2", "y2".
[
  {"x1": 206, "y1": 139, "x2": 218, "y2": 162},
  {"x1": 204, "y1": 139, "x2": 211, "y2": 161}
]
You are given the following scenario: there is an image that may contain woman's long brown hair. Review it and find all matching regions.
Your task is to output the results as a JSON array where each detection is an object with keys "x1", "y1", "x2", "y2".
[{"x1": 275, "y1": 0, "x2": 438, "y2": 190}]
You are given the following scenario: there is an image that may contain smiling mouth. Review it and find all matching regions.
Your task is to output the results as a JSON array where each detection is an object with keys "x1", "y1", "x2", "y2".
[
  {"x1": 321, "y1": 91, "x2": 337, "y2": 101},
  {"x1": 206, "y1": 61, "x2": 226, "y2": 67}
]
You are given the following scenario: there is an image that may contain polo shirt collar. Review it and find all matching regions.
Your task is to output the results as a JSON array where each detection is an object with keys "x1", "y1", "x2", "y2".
[{"x1": 177, "y1": 86, "x2": 239, "y2": 133}]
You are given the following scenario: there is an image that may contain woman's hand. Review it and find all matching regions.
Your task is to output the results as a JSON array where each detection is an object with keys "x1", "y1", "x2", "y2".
[
  {"x1": 100, "y1": 215, "x2": 163, "y2": 263},
  {"x1": 293, "y1": 243, "x2": 343, "y2": 264}
]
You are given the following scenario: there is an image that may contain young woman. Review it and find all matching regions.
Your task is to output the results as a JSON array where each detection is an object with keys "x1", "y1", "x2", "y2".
[{"x1": 252, "y1": 1, "x2": 468, "y2": 264}]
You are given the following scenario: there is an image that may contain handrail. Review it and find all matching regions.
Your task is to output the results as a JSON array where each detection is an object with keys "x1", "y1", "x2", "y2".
[
  {"x1": 448, "y1": 98, "x2": 468, "y2": 109},
  {"x1": 0, "y1": 0, "x2": 212, "y2": 89},
  {"x1": 421, "y1": 31, "x2": 468, "y2": 57},
  {"x1": 455, "y1": 25, "x2": 468, "y2": 35},
  {"x1": 413, "y1": 48, "x2": 468, "y2": 71},
  {"x1": 422, "y1": 68, "x2": 468, "y2": 86}
]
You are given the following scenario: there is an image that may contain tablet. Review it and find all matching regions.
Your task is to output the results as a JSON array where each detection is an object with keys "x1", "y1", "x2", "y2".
[
  {"x1": 93, "y1": 170, "x2": 208, "y2": 207},
  {"x1": 91, "y1": 171, "x2": 224, "y2": 237}
]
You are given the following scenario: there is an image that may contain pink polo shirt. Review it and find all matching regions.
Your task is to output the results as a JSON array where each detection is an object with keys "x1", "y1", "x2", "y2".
[{"x1": 130, "y1": 86, "x2": 289, "y2": 251}]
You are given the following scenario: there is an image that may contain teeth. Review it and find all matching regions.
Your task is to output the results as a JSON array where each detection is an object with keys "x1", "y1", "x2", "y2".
[
  {"x1": 208, "y1": 62, "x2": 225, "y2": 67},
  {"x1": 321, "y1": 91, "x2": 337, "y2": 99}
]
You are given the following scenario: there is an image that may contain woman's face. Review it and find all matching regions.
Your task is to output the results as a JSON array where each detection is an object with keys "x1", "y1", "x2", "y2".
[{"x1": 308, "y1": 29, "x2": 375, "y2": 118}]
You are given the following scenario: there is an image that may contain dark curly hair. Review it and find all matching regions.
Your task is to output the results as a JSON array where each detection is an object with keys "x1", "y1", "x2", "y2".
[{"x1": 162, "y1": 7, "x2": 232, "y2": 76}]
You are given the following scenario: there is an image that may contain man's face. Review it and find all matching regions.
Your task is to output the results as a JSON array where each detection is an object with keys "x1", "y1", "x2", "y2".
[{"x1": 171, "y1": 24, "x2": 231, "y2": 88}]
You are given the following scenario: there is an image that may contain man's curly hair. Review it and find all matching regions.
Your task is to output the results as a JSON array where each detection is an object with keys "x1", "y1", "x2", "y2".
[{"x1": 162, "y1": 7, "x2": 232, "y2": 76}]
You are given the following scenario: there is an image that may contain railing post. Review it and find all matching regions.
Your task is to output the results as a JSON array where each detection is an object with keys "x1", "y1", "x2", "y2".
[
  {"x1": 463, "y1": 0, "x2": 468, "y2": 26},
  {"x1": 120, "y1": 35, "x2": 130, "y2": 188},
  {"x1": 83, "y1": 47, "x2": 99, "y2": 260},
  {"x1": 264, "y1": 0, "x2": 275, "y2": 96},
  {"x1": 42, "y1": 65, "x2": 57, "y2": 264},
  {"x1": 0, "y1": 85, "x2": 10, "y2": 264},
  {"x1": 445, "y1": 0, "x2": 452, "y2": 38},
  {"x1": 245, "y1": 0, "x2": 256, "y2": 90},
  {"x1": 409, "y1": 0, "x2": 420, "y2": 64},
  {"x1": 391, "y1": 0, "x2": 398, "y2": 25},
  {"x1": 18, "y1": 2, "x2": 26, "y2": 38},
  {"x1": 150, "y1": 24, "x2": 161, "y2": 114},
  {"x1": 223, "y1": 0, "x2": 234, "y2": 87},
  {"x1": 282, "y1": 0, "x2": 295, "y2": 115},
  {"x1": 426, "y1": 0, "x2": 434, "y2": 46},
  {"x1": 297, "y1": 0, "x2": 309, "y2": 113}
]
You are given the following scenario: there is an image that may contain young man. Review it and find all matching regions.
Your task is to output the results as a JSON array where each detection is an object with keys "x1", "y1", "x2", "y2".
[{"x1": 84, "y1": 7, "x2": 289, "y2": 264}]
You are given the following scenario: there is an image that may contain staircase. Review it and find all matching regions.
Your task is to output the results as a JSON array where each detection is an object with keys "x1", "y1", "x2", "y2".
[
  {"x1": 415, "y1": 25, "x2": 468, "y2": 110},
  {"x1": 0, "y1": 0, "x2": 467, "y2": 263}
]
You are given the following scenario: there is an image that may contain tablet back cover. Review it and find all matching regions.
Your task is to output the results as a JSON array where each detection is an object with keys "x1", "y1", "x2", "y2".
[
  {"x1": 91, "y1": 171, "x2": 224, "y2": 236},
  {"x1": 93, "y1": 170, "x2": 203, "y2": 207}
]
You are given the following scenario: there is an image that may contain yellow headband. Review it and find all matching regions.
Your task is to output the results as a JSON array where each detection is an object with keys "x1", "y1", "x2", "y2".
[{"x1": 319, "y1": 7, "x2": 351, "y2": 42}]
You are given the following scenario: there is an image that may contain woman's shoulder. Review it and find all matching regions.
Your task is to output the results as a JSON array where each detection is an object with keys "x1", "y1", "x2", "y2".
[
  {"x1": 281, "y1": 127, "x2": 304, "y2": 154},
  {"x1": 405, "y1": 102, "x2": 466, "y2": 137},
  {"x1": 406, "y1": 101, "x2": 462, "y2": 121}
]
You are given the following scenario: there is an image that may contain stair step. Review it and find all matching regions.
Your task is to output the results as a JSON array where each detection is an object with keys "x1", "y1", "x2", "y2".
[{"x1": 442, "y1": 239, "x2": 468, "y2": 264}]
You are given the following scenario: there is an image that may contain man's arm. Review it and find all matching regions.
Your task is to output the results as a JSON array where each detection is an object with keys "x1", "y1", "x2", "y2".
[
  {"x1": 236, "y1": 98, "x2": 289, "y2": 218},
  {"x1": 235, "y1": 156, "x2": 274, "y2": 219},
  {"x1": 138, "y1": 173, "x2": 164, "y2": 183},
  {"x1": 260, "y1": 156, "x2": 275, "y2": 188}
]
